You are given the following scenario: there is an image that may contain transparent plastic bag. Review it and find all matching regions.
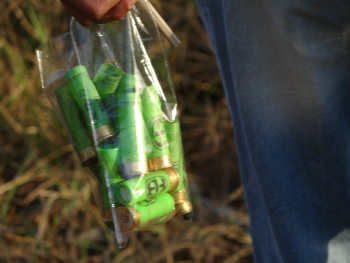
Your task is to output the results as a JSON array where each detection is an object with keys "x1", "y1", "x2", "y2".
[{"x1": 36, "y1": 1, "x2": 192, "y2": 248}]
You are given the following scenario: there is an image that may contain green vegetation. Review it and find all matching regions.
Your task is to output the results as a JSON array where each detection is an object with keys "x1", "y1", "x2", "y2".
[{"x1": 0, "y1": 0, "x2": 251, "y2": 262}]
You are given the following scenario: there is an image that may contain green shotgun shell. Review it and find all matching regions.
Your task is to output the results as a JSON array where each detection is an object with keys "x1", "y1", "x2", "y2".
[
  {"x1": 65, "y1": 65, "x2": 114, "y2": 143},
  {"x1": 55, "y1": 84, "x2": 96, "y2": 166},
  {"x1": 116, "y1": 167, "x2": 179, "y2": 205},
  {"x1": 93, "y1": 63, "x2": 122, "y2": 100},
  {"x1": 93, "y1": 64, "x2": 122, "y2": 135},
  {"x1": 102, "y1": 96, "x2": 119, "y2": 135},
  {"x1": 117, "y1": 73, "x2": 139, "y2": 93},
  {"x1": 116, "y1": 83, "x2": 148, "y2": 177},
  {"x1": 142, "y1": 85, "x2": 172, "y2": 171},
  {"x1": 97, "y1": 145, "x2": 124, "y2": 184},
  {"x1": 164, "y1": 118, "x2": 188, "y2": 192},
  {"x1": 92, "y1": 145, "x2": 125, "y2": 221},
  {"x1": 116, "y1": 193, "x2": 175, "y2": 232},
  {"x1": 165, "y1": 118, "x2": 193, "y2": 220}
]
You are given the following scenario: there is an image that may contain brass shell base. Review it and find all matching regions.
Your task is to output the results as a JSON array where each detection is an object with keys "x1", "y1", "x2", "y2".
[
  {"x1": 148, "y1": 154, "x2": 172, "y2": 171},
  {"x1": 171, "y1": 189, "x2": 193, "y2": 216},
  {"x1": 95, "y1": 125, "x2": 114, "y2": 143},
  {"x1": 79, "y1": 146, "x2": 97, "y2": 166}
]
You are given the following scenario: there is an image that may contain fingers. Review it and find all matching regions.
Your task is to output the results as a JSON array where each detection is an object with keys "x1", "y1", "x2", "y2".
[
  {"x1": 60, "y1": 0, "x2": 138, "y2": 26},
  {"x1": 60, "y1": 1, "x2": 94, "y2": 25},
  {"x1": 93, "y1": 0, "x2": 138, "y2": 24}
]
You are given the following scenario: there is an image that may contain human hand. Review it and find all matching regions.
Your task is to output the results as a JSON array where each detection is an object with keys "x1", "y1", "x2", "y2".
[{"x1": 60, "y1": 0, "x2": 138, "y2": 26}]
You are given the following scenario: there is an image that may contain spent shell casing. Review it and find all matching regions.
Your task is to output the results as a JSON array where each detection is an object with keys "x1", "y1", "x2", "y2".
[
  {"x1": 97, "y1": 145, "x2": 125, "y2": 184},
  {"x1": 89, "y1": 147, "x2": 125, "y2": 222},
  {"x1": 116, "y1": 167, "x2": 179, "y2": 205},
  {"x1": 117, "y1": 73, "x2": 139, "y2": 93},
  {"x1": 142, "y1": 85, "x2": 172, "y2": 171},
  {"x1": 93, "y1": 63, "x2": 122, "y2": 100},
  {"x1": 55, "y1": 84, "x2": 96, "y2": 166},
  {"x1": 99, "y1": 96, "x2": 119, "y2": 135},
  {"x1": 116, "y1": 193, "x2": 175, "y2": 232},
  {"x1": 93, "y1": 64, "x2": 122, "y2": 134},
  {"x1": 116, "y1": 77, "x2": 148, "y2": 176},
  {"x1": 164, "y1": 118, "x2": 188, "y2": 192},
  {"x1": 65, "y1": 65, "x2": 114, "y2": 143},
  {"x1": 165, "y1": 118, "x2": 193, "y2": 219}
]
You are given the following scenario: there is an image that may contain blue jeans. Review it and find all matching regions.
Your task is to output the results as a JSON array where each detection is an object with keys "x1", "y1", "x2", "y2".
[{"x1": 195, "y1": 0, "x2": 350, "y2": 262}]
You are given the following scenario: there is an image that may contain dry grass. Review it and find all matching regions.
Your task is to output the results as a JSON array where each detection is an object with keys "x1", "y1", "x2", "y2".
[{"x1": 0, "y1": 0, "x2": 252, "y2": 262}]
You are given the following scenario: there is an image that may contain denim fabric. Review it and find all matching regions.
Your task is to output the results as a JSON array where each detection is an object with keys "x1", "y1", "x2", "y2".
[{"x1": 195, "y1": 0, "x2": 350, "y2": 262}]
